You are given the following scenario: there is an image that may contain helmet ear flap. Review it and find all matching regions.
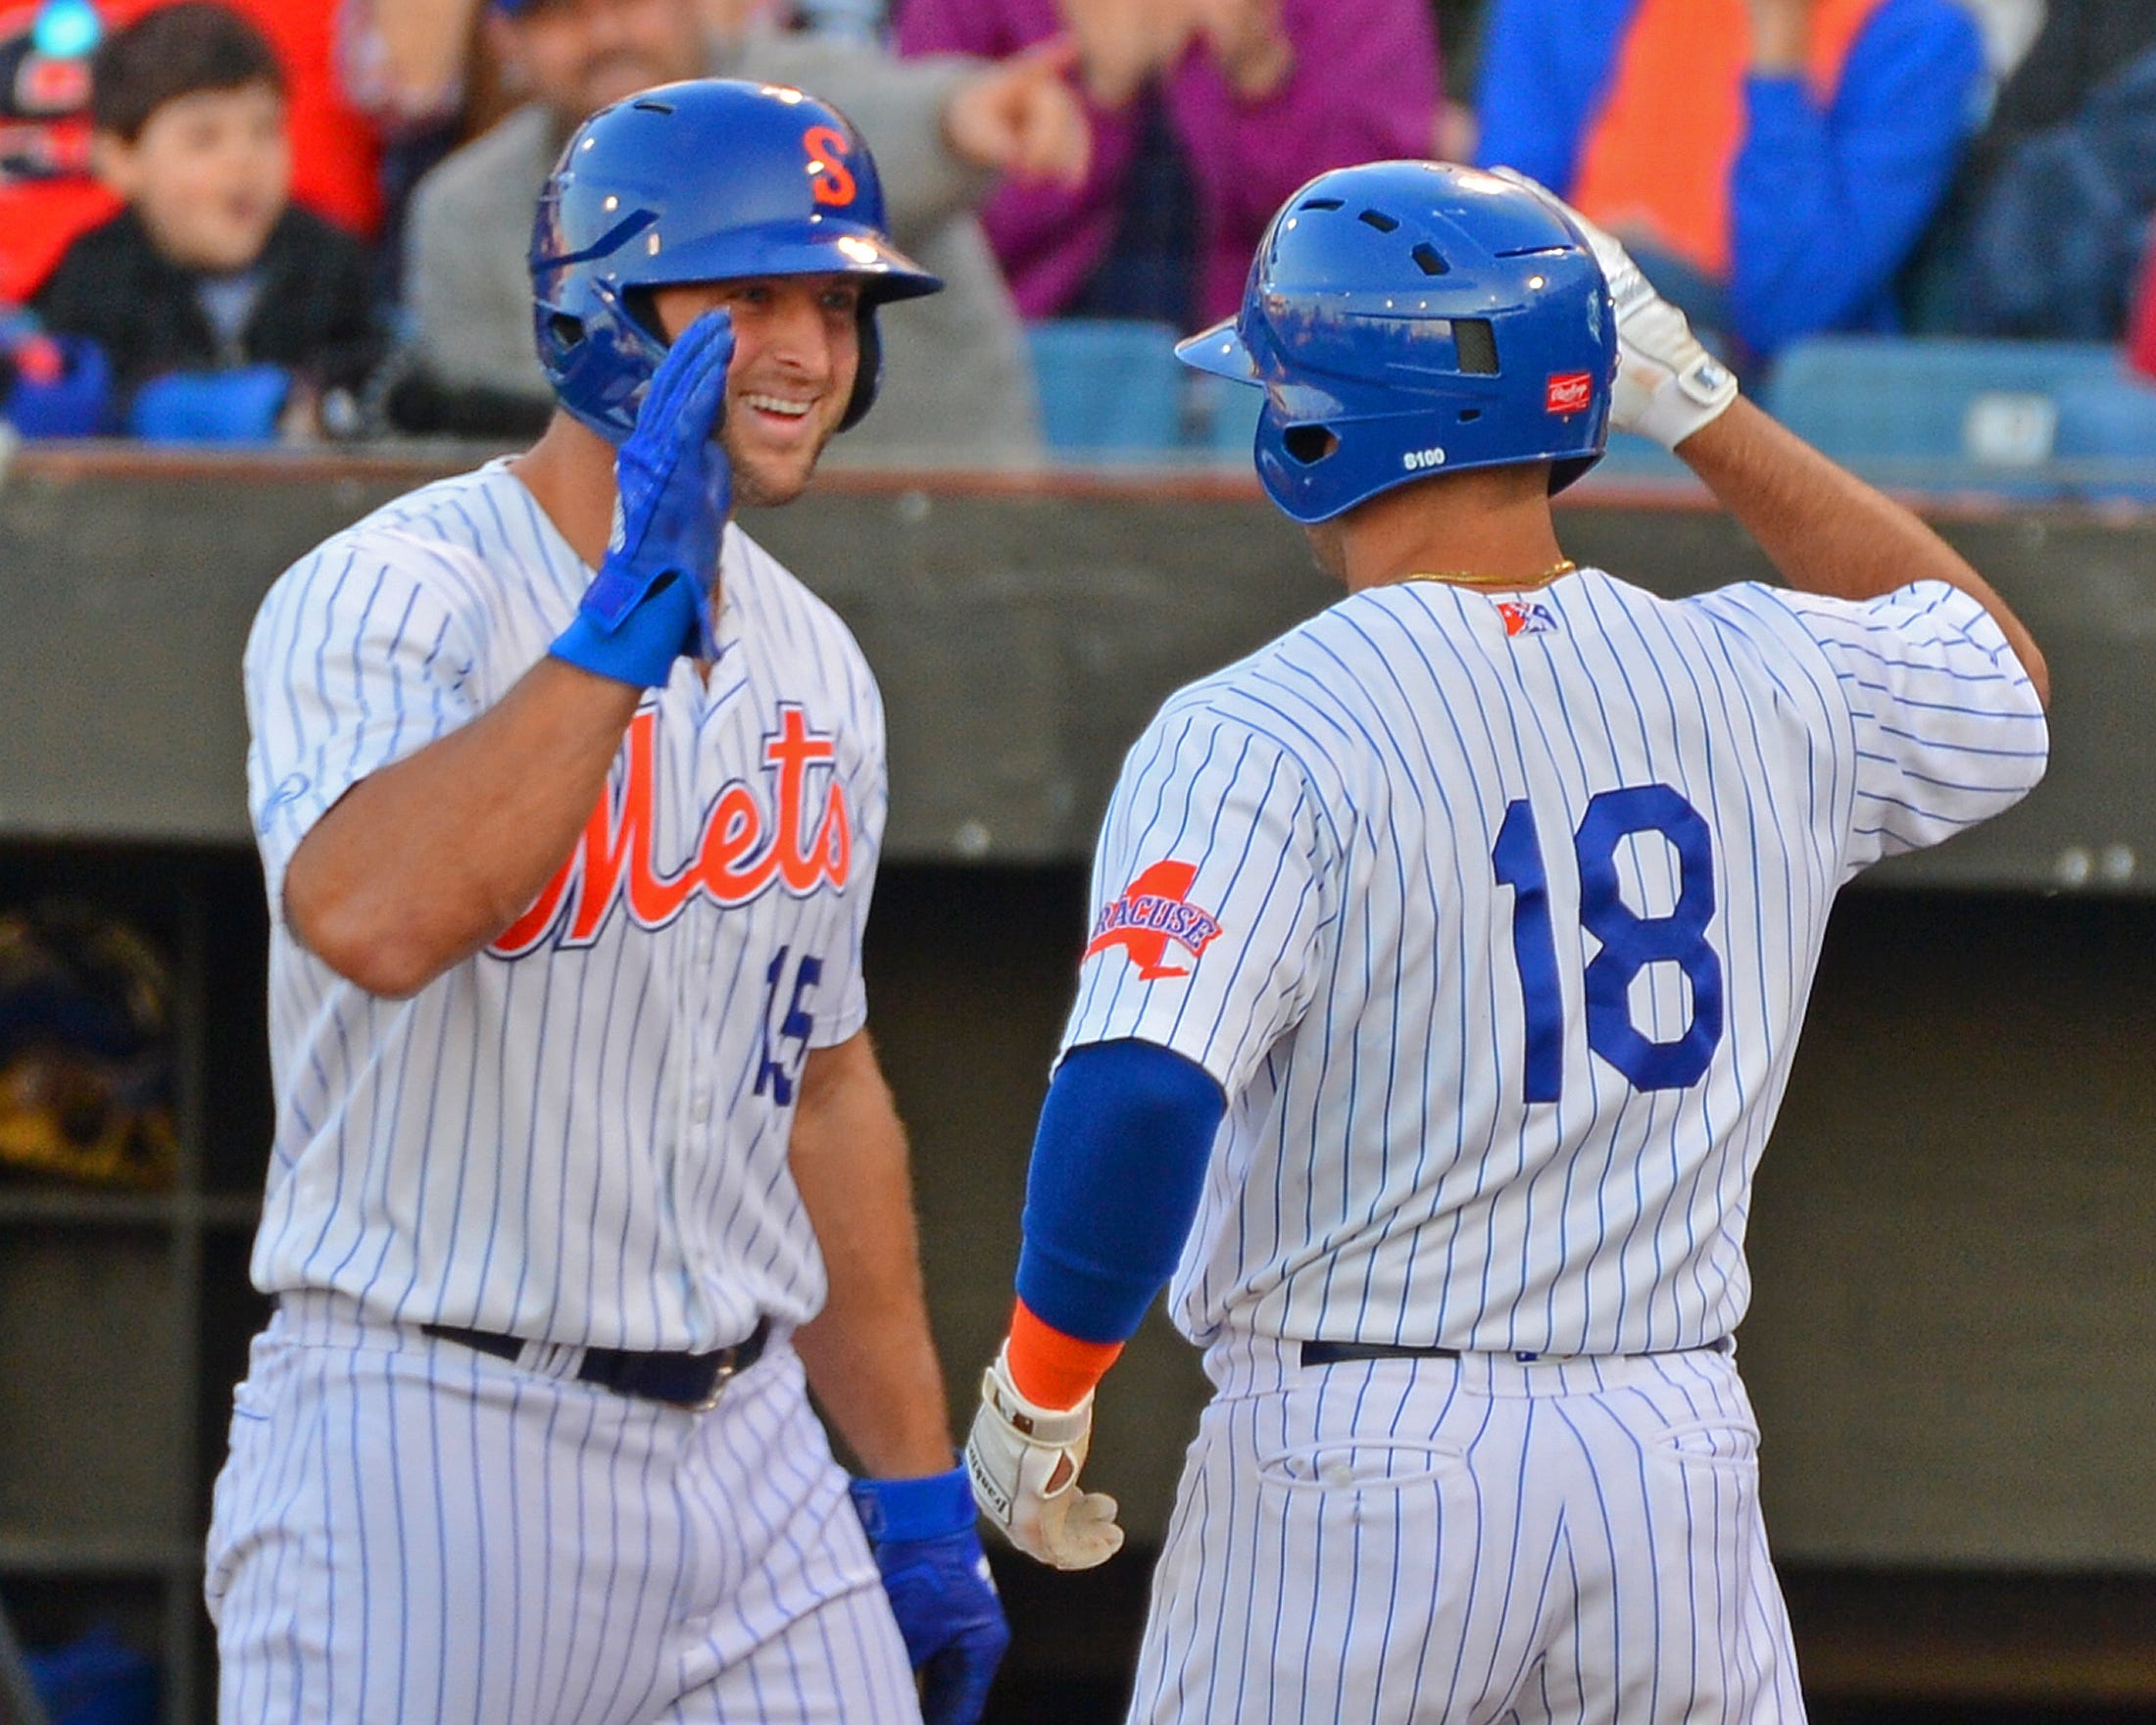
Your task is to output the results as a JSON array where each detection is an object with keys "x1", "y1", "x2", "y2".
[
  {"x1": 534, "y1": 276, "x2": 670, "y2": 445},
  {"x1": 839, "y1": 305, "x2": 881, "y2": 432}
]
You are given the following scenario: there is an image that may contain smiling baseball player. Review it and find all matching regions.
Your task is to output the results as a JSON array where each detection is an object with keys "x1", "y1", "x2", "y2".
[
  {"x1": 207, "y1": 79, "x2": 1005, "y2": 1725},
  {"x1": 965, "y1": 160, "x2": 2051, "y2": 1722}
]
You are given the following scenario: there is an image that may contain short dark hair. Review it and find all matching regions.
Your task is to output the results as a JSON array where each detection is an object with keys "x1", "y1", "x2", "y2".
[{"x1": 89, "y1": 3, "x2": 286, "y2": 143}]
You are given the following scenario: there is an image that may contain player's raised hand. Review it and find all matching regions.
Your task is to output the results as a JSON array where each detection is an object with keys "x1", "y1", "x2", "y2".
[
  {"x1": 1487, "y1": 167, "x2": 1739, "y2": 452},
  {"x1": 550, "y1": 309, "x2": 734, "y2": 687},
  {"x1": 943, "y1": 35, "x2": 1093, "y2": 189},
  {"x1": 964, "y1": 1345, "x2": 1124, "y2": 1570}
]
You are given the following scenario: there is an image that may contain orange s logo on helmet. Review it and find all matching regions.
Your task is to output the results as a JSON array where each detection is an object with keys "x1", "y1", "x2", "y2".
[{"x1": 804, "y1": 125, "x2": 858, "y2": 208}]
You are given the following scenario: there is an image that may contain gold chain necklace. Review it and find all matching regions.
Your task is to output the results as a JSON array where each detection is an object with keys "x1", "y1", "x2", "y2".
[{"x1": 1401, "y1": 559, "x2": 1577, "y2": 592}]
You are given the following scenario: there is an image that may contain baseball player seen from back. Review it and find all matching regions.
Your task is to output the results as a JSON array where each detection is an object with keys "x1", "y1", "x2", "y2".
[
  {"x1": 207, "y1": 79, "x2": 1008, "y2": 1725},
  {"x1": 964, "y1": 161, "x2": 2050, "y2": 1723}
]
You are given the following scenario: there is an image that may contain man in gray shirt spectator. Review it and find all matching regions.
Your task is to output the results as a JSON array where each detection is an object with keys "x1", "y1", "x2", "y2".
[{"x1": 398, "y1": 0, "x2": 1086, "y2": 457}]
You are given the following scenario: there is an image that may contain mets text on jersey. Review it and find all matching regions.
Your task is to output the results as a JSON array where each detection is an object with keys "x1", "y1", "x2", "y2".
[
  {"x1": 1083, "y1": 861, "x2": 1223, "y2": 981},
  {"x1": 491, "y1": 701, "x2": 851, "y2": 957}
]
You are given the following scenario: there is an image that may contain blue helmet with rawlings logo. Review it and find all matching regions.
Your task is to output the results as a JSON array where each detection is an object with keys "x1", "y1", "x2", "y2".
[
  {"x1": 1177, "y1": 160, "x2": 1615, "y2": 523},
  {"x1": 529, "y1": 78, "x2": 942, "y2": 443}
]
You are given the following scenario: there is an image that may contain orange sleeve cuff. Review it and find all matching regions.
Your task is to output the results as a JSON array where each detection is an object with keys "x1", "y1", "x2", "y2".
[{"x1": 1004, "y1": 1298, "x2": 1125, "y2": 1410}]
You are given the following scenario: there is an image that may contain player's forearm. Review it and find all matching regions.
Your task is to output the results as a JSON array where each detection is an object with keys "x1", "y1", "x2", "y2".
[
  {"x1": 789, "y1": 1032, "x2": 957, "y2": 1479},
  {"x1": 1679, "y1": 398, "x2": 2051, "y2": 706},
  {"x1": 283, "y1": 659, "x2": 640, "y2": 996}
]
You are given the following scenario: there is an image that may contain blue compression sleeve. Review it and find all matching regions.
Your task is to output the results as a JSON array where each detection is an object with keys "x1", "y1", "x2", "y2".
[{"x1": 1014, "y1": 1040, "x2": 1226, "y2": 1346}]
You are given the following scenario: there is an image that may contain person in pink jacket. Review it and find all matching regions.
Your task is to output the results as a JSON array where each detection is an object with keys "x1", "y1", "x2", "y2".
[{"x1": 895, "y1": 0, "x2": 1440, "y2": 327}]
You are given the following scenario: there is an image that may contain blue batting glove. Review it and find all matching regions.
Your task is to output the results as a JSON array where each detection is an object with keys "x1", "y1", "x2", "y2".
[
  {"x1": 551, "y1": 309, "x2": 733, "y2": 688},
  {"x1": 849, "y1": 1464, "x2": 1011, "y2": 1725}
]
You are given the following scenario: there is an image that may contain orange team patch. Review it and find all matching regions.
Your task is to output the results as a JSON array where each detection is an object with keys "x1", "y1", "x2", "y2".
[{"x1": 1083, "y1": 861, "x2": 1223, "y2": 980}]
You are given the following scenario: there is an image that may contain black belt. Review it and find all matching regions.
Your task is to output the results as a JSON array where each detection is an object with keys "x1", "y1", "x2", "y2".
[
  {"x1": 422, "y1": 1315, "x2": 770, "y2": 1410},
  {"x1": 1300, "y1": 1340, "x2": 1461, "y2": 1367},
  {"x1": 1299, "y1": 1336, "x2": 1731, "y2": 1368}
]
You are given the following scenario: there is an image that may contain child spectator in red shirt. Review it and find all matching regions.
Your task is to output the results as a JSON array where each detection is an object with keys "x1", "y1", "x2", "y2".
[
  {"x1": 0, "y1": 0, "x2": 382, "y2": 305},
  {"x1": 31, "y1": 3, "x2": 384, "y2": 438}
]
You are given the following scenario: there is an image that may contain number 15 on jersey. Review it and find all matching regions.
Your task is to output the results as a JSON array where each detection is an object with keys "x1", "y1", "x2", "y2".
[{"x1": 1492, "y1": 783, "x2": 1725, "y2": 1103}]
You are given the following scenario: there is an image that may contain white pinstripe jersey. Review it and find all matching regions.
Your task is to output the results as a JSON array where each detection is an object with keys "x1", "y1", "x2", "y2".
[
  {"x1": 1063, "y1": 569, "x2": 2047, "y2": 1357},
  {"x1": 242, "y1": 460, "x2": 886, "y2": 1352}
]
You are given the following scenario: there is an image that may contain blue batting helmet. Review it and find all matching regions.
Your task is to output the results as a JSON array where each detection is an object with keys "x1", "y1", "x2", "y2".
[
  {"x1": 529, "y1": 78, "x2": 943, "y2": 443},
  {"x1": 1177, "y1": 161, "x2": 1615, "y2": 523}
]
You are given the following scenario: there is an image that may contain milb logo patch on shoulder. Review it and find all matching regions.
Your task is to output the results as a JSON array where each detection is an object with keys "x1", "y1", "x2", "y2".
[{"x1": 1084, "y1": 861, "x2": 1223, "y2": 980}]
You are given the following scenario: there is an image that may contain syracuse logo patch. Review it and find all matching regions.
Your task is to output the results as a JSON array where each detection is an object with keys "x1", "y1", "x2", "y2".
[{"x1": 1083, "y1": 861, "x2": 1222, "y2": 981}]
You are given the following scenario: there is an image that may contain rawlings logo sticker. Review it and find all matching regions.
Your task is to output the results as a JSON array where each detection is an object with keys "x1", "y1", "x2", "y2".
[
  {"x1": 1084, "y1": 861, "x2": 1222, "y2": 980},
  {"x1": 1545, "y1": 371, "x2": 1593, "y2": 415}
]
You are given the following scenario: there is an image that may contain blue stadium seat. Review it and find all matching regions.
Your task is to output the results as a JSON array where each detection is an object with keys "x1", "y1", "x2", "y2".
[
  {"x1": 2053, "y1": 369, "x2": 2156, "y2": 503},
  {"x1": 1760, "y1": 337, "x2": 2129, "y2": 500},
  {"x1": 1024, "y1": 319, "x2": 1185, "y2": 457}
]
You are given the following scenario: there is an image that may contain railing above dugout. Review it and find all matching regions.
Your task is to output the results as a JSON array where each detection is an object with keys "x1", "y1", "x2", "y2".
[{"x1": 0, "y1": 441, "x2": 2147, "y2": 894}]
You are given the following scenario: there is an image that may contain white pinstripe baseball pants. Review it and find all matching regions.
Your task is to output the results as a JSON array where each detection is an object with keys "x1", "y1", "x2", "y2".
[
  {"x1": 206, "y1": 1293, "x2": 919, "y2": 1725},
  {"x1": 1128, "y1": 1339, "x2": 1806, "y2": 1724}
]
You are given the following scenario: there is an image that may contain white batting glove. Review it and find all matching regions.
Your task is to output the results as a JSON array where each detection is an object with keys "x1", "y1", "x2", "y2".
[
  {"x1": 1489, "y1": 166, "x2": 1739, "y2": 451},
  {"x1": 963, "y1": 1346, "x2": 1124, "y2": 1571}
]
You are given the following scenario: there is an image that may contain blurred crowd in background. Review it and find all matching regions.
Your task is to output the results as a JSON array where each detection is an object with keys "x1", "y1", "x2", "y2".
[{"x1": 2, "y1": 0, "x2": 2154, "y2": 465}]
